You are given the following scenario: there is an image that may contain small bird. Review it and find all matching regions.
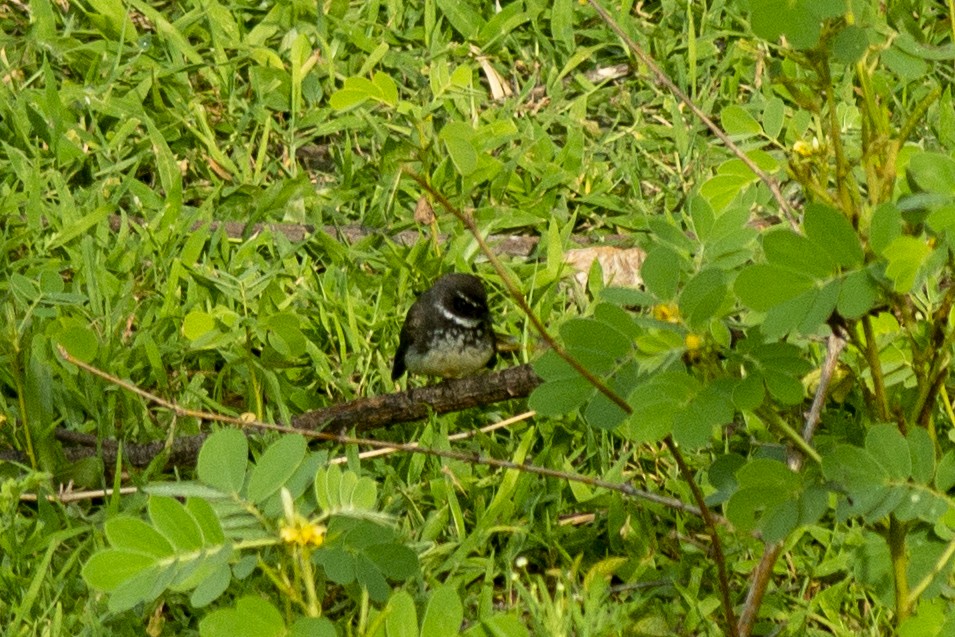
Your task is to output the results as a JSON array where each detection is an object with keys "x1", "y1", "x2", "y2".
[{"x1": 391, "y1": 273, "x2": 497, "y2": 380}]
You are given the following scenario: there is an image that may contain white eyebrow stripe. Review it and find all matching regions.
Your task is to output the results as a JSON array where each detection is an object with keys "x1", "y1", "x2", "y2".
[{"x1": 438, "y1": 303, "x2": 482, "y2": 328}]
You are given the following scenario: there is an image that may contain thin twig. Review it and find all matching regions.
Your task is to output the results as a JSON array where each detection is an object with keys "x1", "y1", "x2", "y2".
[{"x1": 327, "y1": 411, "x2": 534, "y2": 465}]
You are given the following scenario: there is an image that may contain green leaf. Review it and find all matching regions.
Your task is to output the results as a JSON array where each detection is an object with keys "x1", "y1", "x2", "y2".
[
  {"x1": 748, "y1": 0, "x2": 843, "y2": 49},
  {"x1": 736, "y1": 458, "x2": 800, "y2": 490},
  {"x1": 732, "y1": 375, "x2": 765, "y2": 411},
  {"x1": 624, "y1": 372, "x2": 700, "y2": 443},
  {"x1": 803, "y1": 203, "x2": 864, "y2": 269},
  {"x1": 422, "y1": 584, "x2": 464, "y2": 637},
  {"x1": 907, "y1": 152, "x2": 955, "y2": 195},
  {"x1": 187, "y1": 497, "x2": 226, "y2": 545},
  {"x1": 798, "y1": 279, "x2": 841, "y2": 334},
  {"x1": 54, "y1": 323, "x2": 99, "y2": 362},
  {"x1": 832, "y1": 25, "x2": 868, "y2": 64},
  {"x1": 315, "y1": 546, "x2": 355, "y2": 585},
  {"x1": 823, "y1": 445, "x2": 890, "y2": 518},
  {"x1": 197, "y1": 429, "x2": 248, "y2": 495},
  {"x1": 82, "y1": 549, "x2": 157, "y2": 592},
  {"x1": 384, "y1": 590, "x2": 418, "y2": 637},
  {"x1": 560, "y1": 317, "x2": 632, "y2": 361},
  {"x1": 908, "y1": 427, "x2": 935, "y2": 485},
  {"x1": 720, "y1": 105, "x2": 761, "y2": 137},
  {"x1": 762, "y1": 369, "x2": 806, "y2": 405},
  {"x1": 582, "y1": 389, "x2": 629, "y2": 431},
  {"x1": 725, "y1": 486, "x2": 789, "y2": 534},
  {"x1": 104, "y1": 516, "x2": 174, "y2": 558},
  {"x1": 356, "y1": 554, "x2": 391, "y2": 602},
  {"x1": 531, "y1": 348, "x2": 576, "y2": 381},
  {"x1": 246, "y1": 434, "x2": 307, "y2": 504},
  {"x1": 837, "y1": 269, "x2": 878, "y2": 318},
  {"x1": 762, "y1": 228, "x2": 835, "y2": 279},
  {"x1": 149, "y1": 496, "x2": 203, "y2": 551},
  {"x1": 329, "y1": 76, "x2": 379, "y2": 110},
  {"x1": 329, "y1": 88, "x2": 371, "y2": 110},
  {"x1": 936, "y1": 451, "x2": 955, "y2": 492},
  {"x1": 372, "y1": 72, "x2": 398, "y2": 106},
  {"x1": 366, "y1": 543, "x2": 418, "y2": 581},
  {"x1": 439, "y1": 122, "x2": 479, "y2": 176},
  {"x1": 762, "y1": 97, "x2": 785, "y2": 139},
  {"x1": 190, "y1": 562, "x2": 232, "y2": 608},
  {"x1": 290, "y1": 618, "x2": 337, "y2": 637},
  {"x1": 435, "y1": 0, "x2": 485, "y2": 39},
  {"x1": 528, "y1": 377, "x2": 592, "y2": 416},
  {"x1": 641, "y1": 245, "x2": 681, "y2": 299},
  {"x1": 550, "y1": 0, "x2": 575, "y2": 52},
  {"x1": 315, "y1": 465, "x2": 342, "y2": 511},
  {"x1": 865, "y1": 424, "x2": 910, "y2": 481},
  {"x1": 199, "y1": 596, "x2": 286, "y2": 637},
  {"x1": 882, "y1": 236, "x2": 933, "y2": 292},
  {"x1": 869, "y1": 202, "x2": 903, "y2": 254},
  {"x1": 735, "y1": 264, "x2": 815, "y2": 311},
  {"x1": 183, "y1": 311, "x2": 217, "y2": 341},
  {"x1": 264, "y1": 313, "x2": 307, "y2": 359},
  {"x1": 679, "y1": 269, "x2": 727, "y2": 328},
  {"x1": 672, "y1": 384, "x2": 734, "y2": 449},
  {"x1": 699, "y1": 173, "x2": 751, "y2": 212}
]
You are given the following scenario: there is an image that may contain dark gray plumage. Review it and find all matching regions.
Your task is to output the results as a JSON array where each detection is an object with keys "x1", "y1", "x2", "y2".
[{"x1": 391, "y1": 273, "x2": 496, "y2": 380}]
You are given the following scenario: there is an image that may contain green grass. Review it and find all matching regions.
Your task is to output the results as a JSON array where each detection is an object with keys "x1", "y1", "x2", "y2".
[{"x1": 2, "y1": 0, "x2": 955, "y2": 635}]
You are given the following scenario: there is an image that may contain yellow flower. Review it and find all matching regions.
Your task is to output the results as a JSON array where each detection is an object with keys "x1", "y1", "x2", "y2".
[
  {"x1": 280, "y1": 518, "x2": 326, "y2": 548},
  {"x1": 652, "y1": 303, "x2": 681, "y2": 323},
  {"x1": 684, "y1": 333, "x2": 703, "y2": 351}
]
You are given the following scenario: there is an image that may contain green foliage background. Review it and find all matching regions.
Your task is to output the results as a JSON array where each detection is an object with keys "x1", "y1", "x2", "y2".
[{"x1": 2, "y1": 0, "x2": 955, "y2": 635}]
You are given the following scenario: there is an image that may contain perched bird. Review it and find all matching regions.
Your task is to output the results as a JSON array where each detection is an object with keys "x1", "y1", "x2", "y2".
[{"x1": 391, "y1": 273, "x2": 497, "y2": 380}]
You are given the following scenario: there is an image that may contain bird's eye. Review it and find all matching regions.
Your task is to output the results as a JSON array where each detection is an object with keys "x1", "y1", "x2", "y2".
[{"x1": 452, "y1": 294, "x2": 482, "y2": 317}]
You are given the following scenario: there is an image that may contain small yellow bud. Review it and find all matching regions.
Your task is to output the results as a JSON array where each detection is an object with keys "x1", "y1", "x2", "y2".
[
  {"x1": 685, "y1": 333, "x2": 703, "y2": 351},
  {"x1": 652, "y1": 303, "x2": 681, "y2": 323},
  {"x1": 793, "y1": 140, "x2": 813, "y2": 157},
  {"x1": 280, "y1": 518, "x2": 326, "y2": 548}
]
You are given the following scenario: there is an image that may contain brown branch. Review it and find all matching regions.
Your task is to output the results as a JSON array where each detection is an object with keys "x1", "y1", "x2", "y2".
[
  {"x1": 737, "y1": 333, "x2": 847, "y2": 637},
  {"x1": 39, "y1": 347, "x2": 716, "y2": 520},
  {"x1": 292, "y1": 364, "x2": 541, "y2": 433},
  {"x1": 8, "y1": 364, "x2": 541, "y2": 469}
]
